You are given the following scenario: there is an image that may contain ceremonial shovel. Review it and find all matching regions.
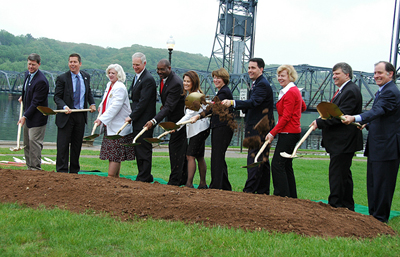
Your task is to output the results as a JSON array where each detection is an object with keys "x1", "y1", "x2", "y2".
[
  {"x1": 121, "y1": 127, "x2": 148, "y2": 147},
  {"x1": 10, "y1": 102, "x2": 25, "y2": 152},
  {"x1": 144, "y1": 130, "x2": 174, "y2": 143},
  {"x1": 316, "y1": 102, "x2": 361, "y2": 127},
  {"x1": 83, "y1": 112, "x2": 101, "y2": 141},
  {"x1": 159, "y1": 114, "x2": 212, "y2": 131},
  {"x1": 241, "y1": 141, "x2": 269, "y2": 168},
  {"x1": 280, "y1": 126, "x2": 314, "y2": 159},
  {"x1": 104, "y1": 122, "x2": 129, "y2": 140},
  {"x1": 37, "y1": 106, "x2": 91, "y2": 116},
  {"x1": 158, "y1": 119, "x2": 193, "y2": 131}
]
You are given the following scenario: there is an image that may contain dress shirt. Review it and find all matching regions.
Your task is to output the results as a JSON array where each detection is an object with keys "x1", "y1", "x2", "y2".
[{"x1": 71, "y1": 72, "x2": 85, "y2": 109}]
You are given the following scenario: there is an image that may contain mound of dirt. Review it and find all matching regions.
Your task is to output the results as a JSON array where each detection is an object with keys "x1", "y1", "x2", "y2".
[{"x1": 0, "y1": 169, "x2": 395, "y2": 238}]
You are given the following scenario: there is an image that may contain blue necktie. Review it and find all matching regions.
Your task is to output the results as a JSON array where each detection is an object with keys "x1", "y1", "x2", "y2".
[
  {"x1": 74, "y1": 75, "x2": 81, "y2": 109},
  {"x1": 374, "y1": 90, "x2": 380, "y2": 104}
]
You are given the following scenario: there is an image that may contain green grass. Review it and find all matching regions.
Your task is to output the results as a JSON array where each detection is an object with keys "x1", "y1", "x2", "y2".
[{"x1": 1, "y1": 147, "x2": 400, "y2": 256}]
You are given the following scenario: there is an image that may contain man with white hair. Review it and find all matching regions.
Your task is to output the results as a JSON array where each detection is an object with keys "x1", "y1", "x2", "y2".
[{"x1": 125, "y1": 52, "x2": 157, "y2": 182}]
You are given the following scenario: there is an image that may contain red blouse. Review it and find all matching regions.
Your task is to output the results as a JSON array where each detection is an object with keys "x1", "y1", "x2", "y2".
[{"x1": 269, "y1": 86, "x2": 306, "y2": 137}]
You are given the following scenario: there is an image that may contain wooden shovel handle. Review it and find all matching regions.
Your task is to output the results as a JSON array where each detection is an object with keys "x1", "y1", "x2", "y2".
[
  {"x1": 91, "y1": 112, "x2": 101, "y2": 135},
  {"x1": 16, "y1": 102, "x2": 23, "y2": 148},
  {"x1": 292, "y1": 126, "x2": 314, "y2": 156},
  {"x1": 132, "y1": 127, "x2": 148, "y2": 143},
  {"x1": 254, "y1": 141, "x2": 269, "y2": 162},
  {"x1": 157, "y1": 130, "x2": 173, "y2": 139},
  {"x1": 116, "y1": 122, "x2": 129, "y2": 135},
  {"x1": 54, "y1": 108, "x2": 92, "y2": 113}
]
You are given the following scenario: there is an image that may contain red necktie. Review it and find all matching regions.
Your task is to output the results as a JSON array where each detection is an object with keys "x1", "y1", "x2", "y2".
[
  {"x1": 331, "y1": 89, "x2": 339, "y2": 102},
  {"x1": 160, "y1": 80, "x2": 164, "y2": 94}
]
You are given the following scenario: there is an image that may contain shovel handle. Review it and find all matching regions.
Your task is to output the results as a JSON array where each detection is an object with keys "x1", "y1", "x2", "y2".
[
  {"x1": 157, "y1": 130, "x2": 173, "y2": 139},
  {"x1": 337, "y1": 115, "x2": 362, "y2": 127},
  {"x1": 55, "y1": 108, "x2": 92, "y2": 113},
  {"x1": 16, "y1": 102, "x2": 24, "y2": 149},
  {"x1": 132, "y1": 127, "x2": 148, "y2": 143},
  {"x1": 254, "y1": 141, "x2": 269, "y2": 162},
  {"x1": 90, "y1": 112, "x2": 101, "y2": 135},
  {"x1": 176, "y1": 119, "x2": 193, "y2": 126},
  {"x1": 291, "y1": 126, "x2": 314, "y2": 156},
  {"x1": 116, "y1": 122, "x2": 129, "y2": 135}
]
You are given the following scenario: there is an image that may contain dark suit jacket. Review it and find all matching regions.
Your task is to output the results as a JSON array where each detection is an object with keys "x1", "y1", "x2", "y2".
[
  {"x1": 54, "y1": 70, "x2": 95, "y2": 128},
  {"x1": 360, "y1": 81, "x2": 400, "y2": 161},
  {"x1": 234, "y1": 75, "x2": 274, "y2": 130},
  {"x1": 153, "y1": 71, "x2": 185, "y2": 123},
  {"x1": 316, "y1": 81, "x2": 363, "y2": 154},
  {"x1": 129, "y1": 68, "x2": 157, "y2": 130},
  {"x1": 21, "y1": 70, "x2": 49, "y2": 128},
  {"x1": 209, "y1": 84, "x2": 233, "y2": 129}
]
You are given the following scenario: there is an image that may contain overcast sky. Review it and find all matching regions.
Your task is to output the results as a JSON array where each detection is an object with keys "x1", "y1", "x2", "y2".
[{"x1": 0, "y1": 0, "x2": 396, "y2": 72}]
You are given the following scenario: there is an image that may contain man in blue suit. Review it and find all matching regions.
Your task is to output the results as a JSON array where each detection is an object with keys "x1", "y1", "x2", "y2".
[
  {"x1": 54, "y1": 53, "x2": 96, "y2": 173},
  {"x1": 222, "y1": 58, "x2": 275, "y2": 194},
  {"x1": 18, "y1": 53, "x2": 49, "y2": 170},
  {"x1": 343, "y1": 61, "x2": 400, "y2": 222}
]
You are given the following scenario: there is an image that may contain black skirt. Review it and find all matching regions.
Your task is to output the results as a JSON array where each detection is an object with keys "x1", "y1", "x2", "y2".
[{"x1": 186, "y1": 129, "x2": 210, "y2": 158}]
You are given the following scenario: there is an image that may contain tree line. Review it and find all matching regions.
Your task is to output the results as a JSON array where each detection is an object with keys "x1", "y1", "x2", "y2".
[{"x1": 0, "y1": 30, "x2": 214, "y2": 73}]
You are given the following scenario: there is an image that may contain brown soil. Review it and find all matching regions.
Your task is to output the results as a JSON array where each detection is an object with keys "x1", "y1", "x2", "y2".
[{"x1": 0, "y1": 168, "x2": 396, "y2": 238}]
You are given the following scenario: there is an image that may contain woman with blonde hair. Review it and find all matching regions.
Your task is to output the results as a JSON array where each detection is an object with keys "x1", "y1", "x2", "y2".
[
  {"x1": 95, "y1": 64, "x2": 135, "y2": 177},
  {"x1": 265, "y1": 64, "x2": 306, "y2": 198}
]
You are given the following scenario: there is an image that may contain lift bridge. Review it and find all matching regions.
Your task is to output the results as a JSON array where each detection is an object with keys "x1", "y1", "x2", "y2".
[{"x1": 0, "y1": 65, "x2": 379, "y2": 111}]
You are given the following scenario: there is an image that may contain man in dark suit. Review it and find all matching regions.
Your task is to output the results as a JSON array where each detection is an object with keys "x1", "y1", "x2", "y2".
[
  {"x1": 343, "y1": 61, "x2": 400, "y2": 223},
  {"x1": 311, "y1": 62, "x2": 363, "y2": 211},
  {"x1": 54, "y1": 53, "x2": 96, "y2": 173},
  {"x1": 17, "y1": 53, "x2": 49, "y2": 170},
  {"x1": 222, "y1": 58, "x2": 274, "y2": 194},
  {"x1": 144, "y1": 59, "x2": 187, "y2": 186},
  {"x1": 125, "y1": 52, "x2": 157, "y2": 182}
]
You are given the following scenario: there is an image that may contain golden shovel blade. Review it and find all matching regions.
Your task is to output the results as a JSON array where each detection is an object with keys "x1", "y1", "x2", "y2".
[
  {"x1": 143, "y1": 138, "x2": 164, "y2": 143},
  {"x1": 241, "y1": 161, "x2": 262, "y2": 168},
  {"x1": 185, "y1": 92, "x2": 206, "y2": 111},
  {"x1": 316, "y1": 102, "x2": 334, "y2": 120},
  {"x1": 158, "y1": 121, "x2": 179, "y2": 131},
  {"x1": 83, "y1": 134, "x2": 100, "y2": 141},
  {"x1": 9, "y1": 146, "x2": 25, "y2": 152},
  {"x1": 37, "y1": 106, "x2": 56, "y2": 116}
]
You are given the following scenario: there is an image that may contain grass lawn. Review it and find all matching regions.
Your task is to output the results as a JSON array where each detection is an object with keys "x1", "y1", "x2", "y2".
[{"x1": 1, "y1": 147, "x2": 400, "y2": 256}]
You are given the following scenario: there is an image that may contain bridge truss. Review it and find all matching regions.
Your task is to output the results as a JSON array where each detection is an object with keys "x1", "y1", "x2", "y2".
[{"x1": 0, "y1": 65, "x2": 378, "y2": 111}]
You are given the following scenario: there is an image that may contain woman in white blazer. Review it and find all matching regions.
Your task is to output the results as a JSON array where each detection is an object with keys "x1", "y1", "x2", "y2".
[
  {"x1": 176, "y1": 71, "x2": 210, "y2": 188},
  {"x1": 94, "y1": 64, "x2": 135, "y2": 177}
]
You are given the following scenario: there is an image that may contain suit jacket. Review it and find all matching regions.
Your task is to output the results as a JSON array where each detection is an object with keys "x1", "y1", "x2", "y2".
[
  {"x1": 129, "y1": 68, "x2": 157, "y2": 131},
  {"x1": 360, "y1": 81, "x2": 400, "y2": 161},
  {"x1": 234, "y1": 75, "x2": 274, "y2": 130},
  {"x1": 54, "y1": 70, "x2": 95, "y2": 128},
  {"x1": 99, "y1": 81, "x2": 133, "y2": 136},
  {"x1": 153, "y1": 71, "x2": 185, "y2": 123},
  {"x1": 209, "y1": 85, "x2": 233, "y2": 129},
  {"x1": 21, "y1": 70, "x2": 49, "y2": 128},
  {"x1": 316, "y1": 81, "x2": 363, "y2": 154}
]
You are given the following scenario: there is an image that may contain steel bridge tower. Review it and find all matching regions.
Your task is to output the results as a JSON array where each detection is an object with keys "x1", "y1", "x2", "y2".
[
  {"x1": 390, "y1": 0, "x2": 400, "y2": 72},
  {"x1": 207, "y1": 0, "x2": 258, "y2": 73}
]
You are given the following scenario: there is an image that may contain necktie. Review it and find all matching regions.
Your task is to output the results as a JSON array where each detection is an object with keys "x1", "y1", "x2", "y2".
[
  {"x1": 134, "y1": 75, "x2": 139, "y2": 86},
  {"x1": 331, "y1": 89, "x2": 339, "y2": 102},
  {"x1": 160, "y1": 80, "x2": 164, "y2": 94},
  {"x1": 74, "y1": 75, "x2": 81, "y2": 109},
  {"x1": 374, "y1": 90, "x2": 380, "y2": 104}
]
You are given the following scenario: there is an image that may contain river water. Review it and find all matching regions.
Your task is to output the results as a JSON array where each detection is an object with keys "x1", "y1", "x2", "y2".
[{"x1": 1, "y1": 93, "x2": 359, "y2": 150}]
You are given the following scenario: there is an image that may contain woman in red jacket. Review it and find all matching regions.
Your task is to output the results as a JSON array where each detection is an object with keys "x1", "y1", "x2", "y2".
[{"x1": 266, "y1": 65, "x2": 306, "y2": 198}]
